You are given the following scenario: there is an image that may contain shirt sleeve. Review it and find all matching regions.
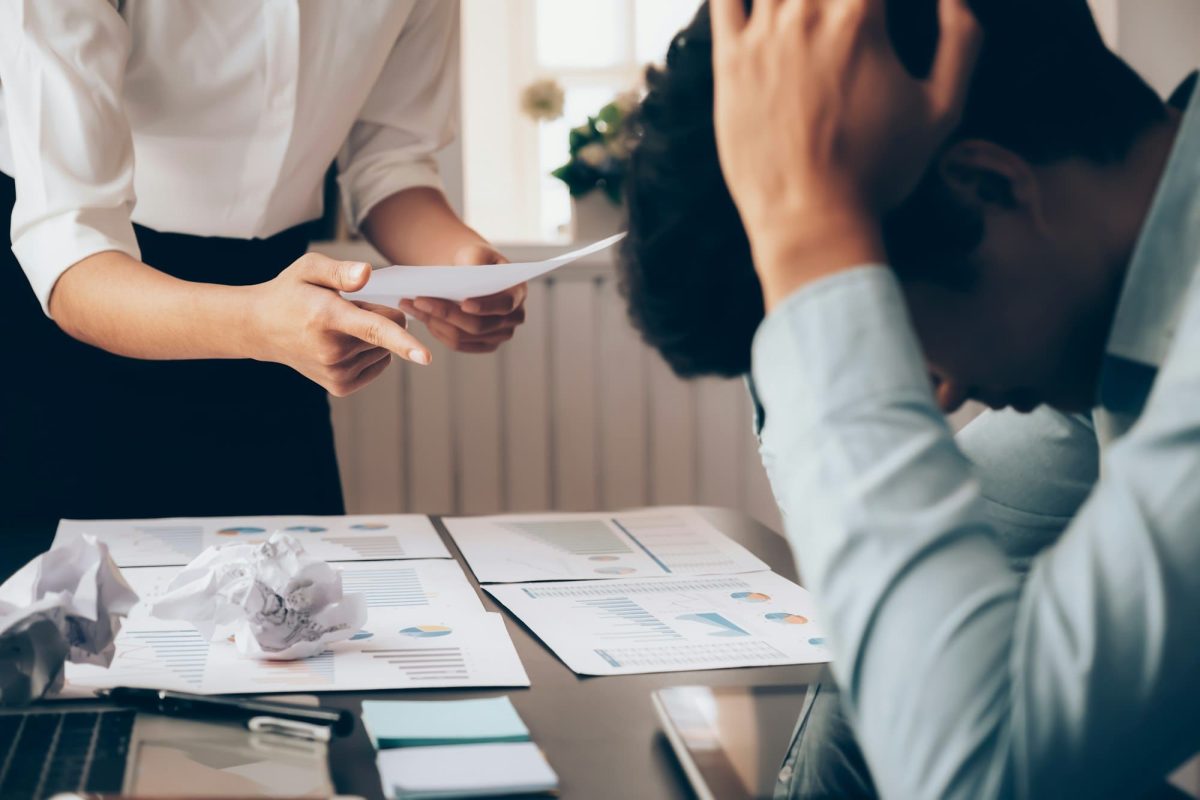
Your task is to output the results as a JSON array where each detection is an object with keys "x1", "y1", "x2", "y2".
[
  {"x1": 752, "y1": 266, "x2": 1200, "y2": 799},
  {"x1": 956, "y1": 407, "x2": 1099, "y2": 573},
  {"x1": 336, "y1": 0, "x2": 459, "y2": 233},
  {"x1": 0, "y1": 0, "x2": 141, "y2": 316}
]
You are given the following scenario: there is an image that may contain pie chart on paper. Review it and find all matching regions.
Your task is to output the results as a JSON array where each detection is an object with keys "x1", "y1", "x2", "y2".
[{"x1": 216, "y1": 526, "x2": 267, "y2": 536}]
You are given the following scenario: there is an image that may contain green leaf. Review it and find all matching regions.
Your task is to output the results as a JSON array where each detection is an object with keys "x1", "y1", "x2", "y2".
[{"x1": 595, "y1": 103, "x2": 623, "y2": 137}]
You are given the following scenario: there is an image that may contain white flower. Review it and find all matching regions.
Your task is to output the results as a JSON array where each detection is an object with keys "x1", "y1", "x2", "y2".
[
  {"x1": 520, "y1": 79, "x2": 565, "y2": 122},
  {"x1": 577, "y1": 142, "x2": 609, "y2": 168}
]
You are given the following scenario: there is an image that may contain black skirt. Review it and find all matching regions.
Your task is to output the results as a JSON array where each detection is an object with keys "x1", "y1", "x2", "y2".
[{"x1": 0, "y1": 172, "x2": 345, "y2": 527}]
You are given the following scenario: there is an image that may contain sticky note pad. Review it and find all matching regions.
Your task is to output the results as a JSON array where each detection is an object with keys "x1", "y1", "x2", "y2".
[
  {"x1": 377, "y1": 742, "x2": 559, "y2": 799},
  {"x1": 361, "y1": 697, "x2": 531, "y2": 749}
]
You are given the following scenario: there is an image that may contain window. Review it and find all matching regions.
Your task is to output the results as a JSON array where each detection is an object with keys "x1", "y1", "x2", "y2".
[{"x1": 461, "y1": 0, "x2": 703, "y2": 243}]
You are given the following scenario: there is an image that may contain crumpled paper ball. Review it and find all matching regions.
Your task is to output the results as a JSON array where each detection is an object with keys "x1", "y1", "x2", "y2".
[
  {"x1": 150, "y1": 532, "x2": 366, "y2": 660},
  {"x1": 0, "y1": 536, "x2": 138, "y2": 705}
]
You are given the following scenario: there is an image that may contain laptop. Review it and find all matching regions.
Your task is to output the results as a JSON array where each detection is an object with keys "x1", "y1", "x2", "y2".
[{"x1": 0, "y1": 700, "x2": 335, "y2": 799}]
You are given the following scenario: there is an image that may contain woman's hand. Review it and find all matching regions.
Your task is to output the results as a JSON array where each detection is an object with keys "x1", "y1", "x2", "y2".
[
  {"x1": 247, "y1": 252, "x2": 431, "y2": 396},
  {"x1": 709, "y1": 0, "x2": 981, "y2": 308},
  {"x1": 400, "y1": 243, "x2": 528, "y2": 354}
]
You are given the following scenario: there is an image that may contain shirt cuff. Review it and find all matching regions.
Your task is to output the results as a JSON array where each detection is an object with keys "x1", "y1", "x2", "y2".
[
  {"x1": 337, "y1": 155, "x2": 444, "y2": 237},
  {"x1": 11, "y1": 207, "x2": 141, "y2": 317},
  {"x1": 750, "y1": 266, "x2": 933, "y2": 424}
]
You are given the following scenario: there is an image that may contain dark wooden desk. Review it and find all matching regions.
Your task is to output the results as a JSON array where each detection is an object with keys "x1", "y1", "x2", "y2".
[{"x1": 1, "y1": 508, "x2": 824, "y2": 800}]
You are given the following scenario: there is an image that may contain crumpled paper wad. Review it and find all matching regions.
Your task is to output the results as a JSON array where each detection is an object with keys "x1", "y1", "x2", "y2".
[
  {"x1": 150, "y1": 532, "x2": 366, "y2": 660},
  {"x1": 0, "y1": 536, "x2": 139, "y2": 705}
]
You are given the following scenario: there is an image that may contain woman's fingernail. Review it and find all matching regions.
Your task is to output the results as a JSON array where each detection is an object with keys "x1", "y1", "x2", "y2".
[
  {"x1": 414, "y1": 299, "x2": 434, "y2": 314},
  {"x1": 410, "y1": 349, "x2": 431, "y2": 365},
  {"x1": 461, "y1": 301, "x2": 480, "y2": 313}
]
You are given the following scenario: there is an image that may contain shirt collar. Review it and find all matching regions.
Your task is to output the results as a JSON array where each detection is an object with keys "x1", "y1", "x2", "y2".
[{"x1": 1102, "y1": 74, "x2": 1200, "y2": 377}]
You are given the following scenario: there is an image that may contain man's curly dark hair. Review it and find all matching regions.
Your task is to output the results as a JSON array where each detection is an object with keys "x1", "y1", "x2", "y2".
[{"x1": 618, "y1": 0, "x2": 1166, "y2": 379}]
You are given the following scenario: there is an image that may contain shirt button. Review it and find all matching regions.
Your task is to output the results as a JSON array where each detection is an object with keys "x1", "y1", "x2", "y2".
[{"x1": 779, "y1": 765, "x2": 793, "y2": 782}]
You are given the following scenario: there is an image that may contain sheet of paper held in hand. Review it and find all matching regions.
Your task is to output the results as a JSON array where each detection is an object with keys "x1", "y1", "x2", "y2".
[
  {"x1": 444, "y1": 507, "x2": 770, "y2": 584},
  {"x1": 53, "y1": 514, "x2": 451, "y2": 567},
  {"x1": 486, "y1": 571, "x2": 831, "y2": 677},
  {"x1": 345, "y1": 232, "x2": 626, "y2": 303}
]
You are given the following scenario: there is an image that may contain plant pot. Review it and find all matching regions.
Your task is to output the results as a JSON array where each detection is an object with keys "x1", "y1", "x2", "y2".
[{"x1": 570, "y1": 191, "x2": 625, "y2": 242}]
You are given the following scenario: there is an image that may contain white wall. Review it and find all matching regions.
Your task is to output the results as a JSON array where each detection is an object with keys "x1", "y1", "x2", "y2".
[{"x1": 1090, "y1": 0, "x2": 1200, "y2": 96}]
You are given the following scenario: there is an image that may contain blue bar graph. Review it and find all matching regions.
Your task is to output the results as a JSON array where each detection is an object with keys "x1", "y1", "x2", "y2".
[
  {"x1": 341, "y1": 566, "x2": 431, "y2": 607},
  {"x1": 124, "y1": 629, "x2": 208, "y2": 686},
  {"x1": 577, "y1": 597, "x2": 683, "y2": 643}
]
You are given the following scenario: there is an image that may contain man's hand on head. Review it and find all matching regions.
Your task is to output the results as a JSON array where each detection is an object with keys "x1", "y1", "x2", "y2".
[
  {"x1": 400, "y1": 243, "x2": 528, "y2": 354},
  {"x1": 709, "y1": 0, "x2": 982, "y2": 310}
]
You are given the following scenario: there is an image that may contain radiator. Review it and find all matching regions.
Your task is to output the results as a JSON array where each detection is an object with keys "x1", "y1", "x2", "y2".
[{"x1": 321, "y1": 243, "x2": 784, "y2": 530}]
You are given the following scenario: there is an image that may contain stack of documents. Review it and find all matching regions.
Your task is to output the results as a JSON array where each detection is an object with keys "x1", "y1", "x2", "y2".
[
  {"x1": 444, "y1": 508, "x2": 832, "y2": 677},
  {"x1": 55, "y1": 515, "x2": 531, "y2": 695},
  {"x1": 366, "y1": 697, "x2": 558, "y2": 799}
]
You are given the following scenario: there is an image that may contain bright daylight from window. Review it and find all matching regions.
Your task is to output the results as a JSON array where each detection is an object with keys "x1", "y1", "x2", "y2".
[{"x1": 461, "y1": 0, "x2": 703, "y2": 242}]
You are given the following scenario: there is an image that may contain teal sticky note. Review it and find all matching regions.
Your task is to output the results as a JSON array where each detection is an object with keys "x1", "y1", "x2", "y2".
[{"x1": 361, "y1": 697, "x2": 531, "y2": 749}]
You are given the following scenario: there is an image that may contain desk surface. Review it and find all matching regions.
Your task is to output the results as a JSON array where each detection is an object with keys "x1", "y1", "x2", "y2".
[{"x1": 1, "y1": 509, "x2": 824, "y2": 800}]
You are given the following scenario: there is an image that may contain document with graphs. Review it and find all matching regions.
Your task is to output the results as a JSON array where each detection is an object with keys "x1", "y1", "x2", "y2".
[
  {"x1": 60, "y1": 560, "x2": 522, "y2": 695},
  {"x1": 485, "y1": 572, "x2": 830, "y2": 676},
  {"x1": 53, "y1": 514, "x2": 451, "y2": 567},
  {"x1": 65, "y1": 608, "x2": 529, "y2": 695},
  {"x1": 118, "y1": 559, "x2": 486, "y2": 617},
  {"x1": 444, "y1": 508, "x2": 769, "y2": 584}
]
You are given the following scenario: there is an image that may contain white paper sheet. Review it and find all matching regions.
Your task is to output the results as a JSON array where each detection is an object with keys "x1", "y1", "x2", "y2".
[
  {"x1": 54, "y1": 514, "x2": 450, "y2": 567},
  {"x1": 122, "y1": 560, "x2": 485, "y2": 616},
  {"x1": 344, "y1": 233, "x2": 626, "y2": 303},
  {"x1": 444, "y1": 507, "x2": 770, "y2": 584},
  {"x1": 486, "y1": 572, "x2": 830, "y2": 676},
  {"x1": 64, "y1": 608, "x2": 529, "y2": 694}
]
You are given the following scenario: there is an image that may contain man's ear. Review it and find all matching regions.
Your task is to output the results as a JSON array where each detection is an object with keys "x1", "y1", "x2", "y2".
[{"x1": 936, "y1": 141, "x2": 1046, "y2": 226}]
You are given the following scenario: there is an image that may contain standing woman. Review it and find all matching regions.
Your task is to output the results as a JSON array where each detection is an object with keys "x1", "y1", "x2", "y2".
[{"x1": 0, "y1": 1, "x2": 526, "y2": 525}]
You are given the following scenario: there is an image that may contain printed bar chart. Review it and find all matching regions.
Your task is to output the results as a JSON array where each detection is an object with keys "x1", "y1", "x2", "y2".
[
  {"x1": 446, "y1": 508, "x2": 769, "y2": 583},
  {"x1": 578, "y1": 598, "x2": 683, "y2": 643},
  {"x1": 487, "y1": 572, "x2": 830, "y2": 676},
  {"x1": 364, "y1": 647, "x2": 470, "y2": 681},
  {"x1": 502, "y1": 520, "x2": 633, "y2": 556},
  {"x1": 65, "y1": 610, "x2": 530, "y2": 694},
  {"x1": 54, "y1": 514, "x2": 451, "y2": 566}
]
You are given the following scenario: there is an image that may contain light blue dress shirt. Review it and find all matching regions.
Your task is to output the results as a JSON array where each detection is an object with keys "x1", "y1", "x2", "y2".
[{"x1": 753, "y1": 82, "x2": 1200, "y2": 799}]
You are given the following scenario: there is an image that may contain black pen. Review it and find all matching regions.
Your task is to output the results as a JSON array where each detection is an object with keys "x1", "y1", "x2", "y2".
[{"x1": 97, "y1": 686, "x2": 355, "y2": 736}]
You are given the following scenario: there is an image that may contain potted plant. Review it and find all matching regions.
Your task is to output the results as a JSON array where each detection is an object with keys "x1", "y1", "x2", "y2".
[{"x1": 520, "y1": 80, "x2": 635, "y2": 241}]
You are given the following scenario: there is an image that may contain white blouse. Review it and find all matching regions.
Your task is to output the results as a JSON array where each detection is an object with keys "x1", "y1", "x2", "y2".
[{"x1": 0, "y1": 0, "x2": 459, "y2": 314}]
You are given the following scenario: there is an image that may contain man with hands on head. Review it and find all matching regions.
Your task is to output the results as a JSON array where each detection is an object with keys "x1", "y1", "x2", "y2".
[
  {"x1": 621, "y1": 0, "x2": 1200, "y2": 796},
  {"x1": 0, "y1": 1, "x2": 525, "y2": 525}
]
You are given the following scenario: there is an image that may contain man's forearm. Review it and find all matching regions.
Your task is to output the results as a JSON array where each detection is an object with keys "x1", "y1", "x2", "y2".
[
  {"x1": 361, "y1": 186, "x2": 488, "y2": 266},
  {"x1": 49, "y1": 250, "x2": 255, "y2": 361}
]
